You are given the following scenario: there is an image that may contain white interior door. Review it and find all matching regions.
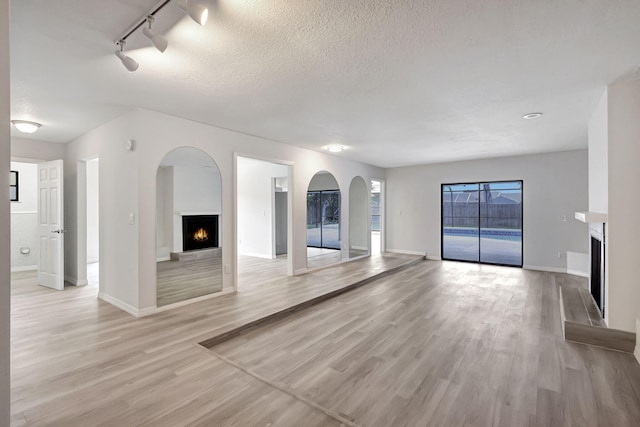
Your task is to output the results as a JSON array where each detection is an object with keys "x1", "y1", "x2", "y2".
[{"x1": 38, "y1": 160, "x2": 64, "y2": 290}]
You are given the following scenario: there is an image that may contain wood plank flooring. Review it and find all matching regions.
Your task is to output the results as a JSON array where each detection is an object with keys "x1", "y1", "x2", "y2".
[
  {"x1": 156, "y1": 252, "x2": 223, "y2": 306},
  {"x1": 212, "y1": 262, "x2": 640, "y2": 427},
  {"x1": 11, "y1": 259, "x2": 640, "y2": 426}
]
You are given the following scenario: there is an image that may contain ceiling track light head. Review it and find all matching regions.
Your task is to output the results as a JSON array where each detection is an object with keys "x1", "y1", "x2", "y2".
[
  {"x1": 114, "y1": 40, "x2": 139, "y2": 72},
  {"x1": 176, "y1": 0, "x2": 209, "y2": 26},
  {"x1": 142, "y1": 15, "x2": 169, "y2": 52}
]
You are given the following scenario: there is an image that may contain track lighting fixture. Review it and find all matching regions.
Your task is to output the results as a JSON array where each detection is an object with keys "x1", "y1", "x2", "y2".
[
  {"x1": 142, "y1": 15, "x2": 168, "y2": 53},
  {"x1": 175, "y1": 0, "x2": 209, "y2": 26},
  {"x1": 115, "y1": 40, "x2": 139, "y2": 72},
  {"x1": 113, "y1": 0, "x2": 210, "y2": 71}
]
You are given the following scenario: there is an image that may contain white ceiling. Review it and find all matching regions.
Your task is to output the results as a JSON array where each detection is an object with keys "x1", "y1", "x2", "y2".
[{"x1": 9, "y1": 0, "x2": 640, "y2": 167}]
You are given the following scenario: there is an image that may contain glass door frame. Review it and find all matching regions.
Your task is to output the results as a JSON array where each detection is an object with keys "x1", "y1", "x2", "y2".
[
  {"x1": 307, "y1": 189, "x2": 341, "y2": 250},
  {"x1": 440, "y1": 180, "x2": 523, "y2": 268}
]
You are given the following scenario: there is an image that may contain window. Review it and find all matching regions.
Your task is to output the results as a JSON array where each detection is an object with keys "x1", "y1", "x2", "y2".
[
  {"x1": 10, "y1": 171, "x2": 18, "y2": 202},
  {"x1": 441, "y1": 180, "x2": 523, "y2": 267}
]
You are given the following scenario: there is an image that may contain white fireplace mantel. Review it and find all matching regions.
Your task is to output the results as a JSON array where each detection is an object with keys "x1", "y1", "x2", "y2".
[
  {"x1": 575, "y1": 211, "x2": 608, "y2": 223},
  {"x1": 177, "y1": 211, "x2": 221, "y2": 216}
]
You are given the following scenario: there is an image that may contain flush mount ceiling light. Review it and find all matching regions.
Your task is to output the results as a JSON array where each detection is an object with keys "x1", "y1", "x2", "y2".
[
  {"x1": 326, "y1": 144, "x2": 345, "y2": 153},
  {"x1": 115, "y1": 40, "x2": 139, "y2": 72},
  {"x1": 523, "y1": 112, "x2": 543, "y2": 120},
  {"x1": 142, "y1": 15, "x2": 168, "y2": 53},
  {"x1": 114, "y1": 0, "x2": 209, "y2": 72},
  {"x1": 11, "y1": 120, "x2": 41, "y2": 134}
]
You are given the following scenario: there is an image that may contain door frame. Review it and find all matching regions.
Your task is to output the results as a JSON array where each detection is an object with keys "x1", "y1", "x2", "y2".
[
  {"x1": 233, "y1": 153, "x2": 295, "y2": 293},
  {"x1": 440, "y1": 180, "x2": 523, "y2": 268},
  {"x1": 370, "y1": 179, "x2": 385, "y2": 254},
  {"x1": 306, "y1": 189, "x2": 341, "y2": 250},
  {"x1": 75, "y1": 156, "x2": 100, "y2": 287}
]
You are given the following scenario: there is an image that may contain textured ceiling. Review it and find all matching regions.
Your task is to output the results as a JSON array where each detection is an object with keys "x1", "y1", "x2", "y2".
[{"x1": 9, "y1": 0, "x2": 640, "y2": 167}]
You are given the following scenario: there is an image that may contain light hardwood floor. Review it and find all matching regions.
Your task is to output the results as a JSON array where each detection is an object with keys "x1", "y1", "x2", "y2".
[
  {"x1": 11, "y1": 259, "x2": 640, "y2": 426},
  {"x1": 11, "y1": 252, "x2": 418, "y2": 426},
  {"x1": 156, "y1": 252, "x2": 223, "y2": 306}
]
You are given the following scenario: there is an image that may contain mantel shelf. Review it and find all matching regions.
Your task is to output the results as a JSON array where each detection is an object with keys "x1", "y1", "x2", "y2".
[
  {"x1": 575, "y1": 211, "x2": 607, "y2": 223},
  {"x1": 178, "y1": 211, "x2": 221, "y2": 216}
]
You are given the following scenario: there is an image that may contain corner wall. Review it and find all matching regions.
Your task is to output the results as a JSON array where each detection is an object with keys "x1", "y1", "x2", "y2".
[
  {"x1": 606, "y1": 79, "x2": 640, "y2": 333},
  {"x1": 385, "y1": 150, "x2": 589, "y2": 269}
]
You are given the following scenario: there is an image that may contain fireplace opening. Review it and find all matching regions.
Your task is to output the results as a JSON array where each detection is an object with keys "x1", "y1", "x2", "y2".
[
  {"x1": 590, "y1": 235, "x2": 604, "y2": 317},
  {"x1": 182, "y1": 215, "x2": 219, "y2": 252}
]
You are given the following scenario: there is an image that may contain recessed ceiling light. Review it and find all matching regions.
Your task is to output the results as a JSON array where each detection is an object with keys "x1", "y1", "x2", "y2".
[
  {"x1": 523, "y1": 112, "x2": 543, "y2": 120},
  {"x1": 11, "y1": 120, "x2": 42, "y2": 134},
  {"x1": 326, "y1": 144, "x2": 344, "y2": 153}
]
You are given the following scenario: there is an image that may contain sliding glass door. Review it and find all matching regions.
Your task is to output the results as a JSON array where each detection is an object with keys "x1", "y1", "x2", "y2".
[
  {"x1": 307, "y1": 190, "x2": 341, "y2": 250},
  {"x1": 442, "y1": 181, "x2": 522, "y2": 267}
]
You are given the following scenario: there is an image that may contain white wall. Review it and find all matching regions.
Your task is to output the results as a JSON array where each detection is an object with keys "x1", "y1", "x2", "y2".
[
  {"x1": 606, "y1": 79, "x2": 640, "y2": 333},
  {"x1": 171, "y1": 165, "x2": 221, "y2": 252},
  {"x1": 349, "y1": 177, "x2": 369, "y2": 252},
  {"x1": 156, "y1": 166, "x2": 173, "y2": 260},
  {"x1": 11, "y1": 136, "x2": 65, "y2": 161},
  {"x1": 10, "y1": 162, "x2": 38, "y2": 270},
  {"x1": 64, "y1": 108, "x2": 384, "y2": 314},
  {"x1": 237, "y1": 157, "x2": 288, "y2": 258},
  {"x1": 0, "y1": 0, "x2": 10, "y2": 420},
  {"x1": 588, "y1": 89, "x2": 608, "y2": 214},
  {"x1": 386, "y1": 150, "x2": 589, "y2": 269},
  {"x1": 65, "y1": 112, "x2": 139, "y2": 309},
  {"x1": 86, "y1": 159, "x2": 99, "y2": 263},
  {"x1": 308, "y1": 172, "x2": 340, "y2": 191}
]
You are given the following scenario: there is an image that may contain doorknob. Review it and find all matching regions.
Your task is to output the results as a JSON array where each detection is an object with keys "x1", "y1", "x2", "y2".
[{"x1": 51, "y1": 229, "x2": 67, "y2": 234}]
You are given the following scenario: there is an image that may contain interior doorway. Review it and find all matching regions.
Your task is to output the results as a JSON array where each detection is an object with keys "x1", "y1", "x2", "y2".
[
  {"x1": 236, "y1": 156, "x2": 292, "y2": 291},
  {"x1": 86, "y1": 158, "x2": 99, "y2": 286},
  {"x1": 371, "y1": 180, "x2": 382, "y2": 255},
  {"x1": 306, "y1": 171, "x2": 341, "y2": 269}
]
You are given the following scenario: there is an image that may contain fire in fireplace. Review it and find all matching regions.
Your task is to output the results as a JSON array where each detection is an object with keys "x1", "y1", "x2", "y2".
[{"x1": 182, "y1": 215, "x2": 219, "y2": 251}]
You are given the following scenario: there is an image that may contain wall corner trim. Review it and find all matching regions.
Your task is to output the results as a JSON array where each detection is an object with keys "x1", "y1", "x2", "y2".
[
  {"x1": 65, "y1": 275, "x2": 88, "y2": 286},
  {"x1": 523, "y1": 265, "x2": 567, "y2": 274},
  {"x1": 10, "y1": 265, "x2": 37, "y2": 273},
  {"x1": 387, "y1": 249, "x2": 427, "y2": 257},
  {"x1": 98, "y1": 292, "x2": 141, "y2": 317},
  {"x1": 566, "y1": 269, "x2": 589, "y2": 278}
]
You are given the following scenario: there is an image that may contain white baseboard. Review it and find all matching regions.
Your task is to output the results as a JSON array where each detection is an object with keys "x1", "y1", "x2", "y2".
[
  {"x1": 523, "y1": 265, "x2": 566, "y2": 274},
  {"x1": 239, "y1": 251, "x2": 272, "y2": 259},
  {"x1": 386, "y1": 248, "x2": 426, "y2": 256},
  {"x1": 156, "y1": 256, "x2": 170, "y2": 262},
  {"x1": 635, "y1": 346, "x2": 640, "y2": 365},
  {"x1": 566, "y1": 269, "x2": 589, "y2": 278},
  {"x1": 98, "y1": 292, "x2": 141, "y2": 317},
  {"x1": 11, "y1": 265, "x2": 37, "y2": 272},
  {"x1": 426, "y1": 255, "x2": 442, "y2": 261},
  {"x1": 140, "y1": 288, "x2": 236, "y2": 317},
  {"x1": 352, "y1": 245, "x2": 368, "y2": 251},
  {"x1": 65, "y1": 275, "x2": 88, "y2": 286}
]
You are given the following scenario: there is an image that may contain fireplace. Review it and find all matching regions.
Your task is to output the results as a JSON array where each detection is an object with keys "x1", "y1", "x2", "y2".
[
  {"x1": 589, "y1": 224, "x2": 605, "y2": 317},
  {"x1": 182, "y1": 215, "x2": 219, "y2": 252}
]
